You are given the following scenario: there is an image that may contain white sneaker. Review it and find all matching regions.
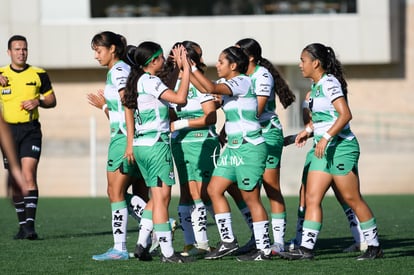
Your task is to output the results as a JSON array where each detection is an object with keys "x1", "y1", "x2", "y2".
[
  {"x1": 288, "y1": 238, "x2": 300, "y2": 252},
  {"x1": 270, "y1": 242, "x2": 285, "y2": 255},
  {"x1": 343, "y1": 241, "x2": 368, "y2": 252}
]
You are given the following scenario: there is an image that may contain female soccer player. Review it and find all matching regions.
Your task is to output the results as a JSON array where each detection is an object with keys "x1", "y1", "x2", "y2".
[
  {"x1": 235, "y1": 38, "x2": 296, "y2": 255},
  {"x1": 89, "y1": 31, "x2": 146, "y2": 261},
  {"x1": 123, "y1": 41, "x2": 191, "y2": 263},
  {"x1": 160, "y1": 41, "x2": 218, "y2": 257},
  {"x1": 279, "y1": 43, "x2": 383, "y2": 261},
  {"x1": 192, "y1": 46, "x2": 272, "y2": 261}
]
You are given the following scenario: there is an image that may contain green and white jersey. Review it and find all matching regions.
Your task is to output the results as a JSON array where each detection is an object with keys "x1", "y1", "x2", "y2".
[
  {"x1": 220, "y1": 75, "x2": 265, "y2": 148},
  {"x1": 170, "y1": 80, "x2": 217, "y2": 142},
  {"x1": 250, "y1": 65, "x2": 281, "y2": 127},
  {"x1": 133, "y1": 73, "x2": 169, "y2": 146},
  {"x1": 104, "y1": 60, "x2": 130, "y2": 138},
  {"x1": 309, "y1": 74, "x2": 354, "y2": 143}
]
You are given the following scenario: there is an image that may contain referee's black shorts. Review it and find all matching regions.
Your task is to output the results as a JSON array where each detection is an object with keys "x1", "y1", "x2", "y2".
[{"x1": 2, "y1": 120, "x2": 42, "y2": 169}]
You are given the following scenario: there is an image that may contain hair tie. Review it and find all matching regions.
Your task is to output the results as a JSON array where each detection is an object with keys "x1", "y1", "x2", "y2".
[
  {"x1": 126, "y1": 53, "x2": 135, "y2": 66},
  {"x1": 125, "y1": 45, "x2": 137, "y2": 66}
]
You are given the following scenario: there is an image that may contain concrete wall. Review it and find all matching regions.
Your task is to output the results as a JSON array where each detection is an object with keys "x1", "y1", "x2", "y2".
[
  {"x1": 0, "y1": 0, "x2": 399, "y2": 67},
  {"x1": 0, "y1": 0, "x2": 413, "y2": 197}
]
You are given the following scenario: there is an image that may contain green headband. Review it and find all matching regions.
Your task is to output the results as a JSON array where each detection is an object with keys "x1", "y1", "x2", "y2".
[{"x1": 144, "y1": 49, "x2": 163, "y2": 66}]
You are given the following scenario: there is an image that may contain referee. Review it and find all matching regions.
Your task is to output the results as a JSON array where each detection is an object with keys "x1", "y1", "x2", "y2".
[{"x1": 0, "y1": 35, "x2": 57, "y2": 240}]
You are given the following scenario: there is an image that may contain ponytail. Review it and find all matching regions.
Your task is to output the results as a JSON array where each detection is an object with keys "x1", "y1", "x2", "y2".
[
  {"x1": 236, "y1": 38, "x2": 295, "y2": 109},
  {"x1": 303, "y1": 43, "x2": 348, "y2": 99}
]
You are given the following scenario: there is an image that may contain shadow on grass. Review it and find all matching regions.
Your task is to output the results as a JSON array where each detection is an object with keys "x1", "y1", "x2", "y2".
[
  {"x1": 42, "y1": 219, "x2": 218, "y2": 240},
  {"x1": 375, "y1": 236, "x2": 414, "y2": 258},
  {"x1": 314, "y1": 236, "x2": 414, "y2": 258},
  {"x1": 43, "y1": 230, "x2": 113, "y2": 240}
]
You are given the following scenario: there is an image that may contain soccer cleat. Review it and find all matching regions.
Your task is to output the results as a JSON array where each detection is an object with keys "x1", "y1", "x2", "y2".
[
  {"x1": 14, "y1": 226, "x2": 38, "y2": 240},
  {"x1": 134, "y1": 244, "x2": 153, "y2": 261},
  {"x1": 343, "y1": 241, "x2": 368, "y2": 253},
  {"x1": 24, "y1": 228, "x2": 39, "y2": 240},
  {"x1": 270, "y1": 242, "x2": 285, "y2": 255},
  {"x1": 356, "y1": 245, "x2": 384, "y2": 260},
  {"x1": 92, "y1": 248, "x2": 129, "y2": 261},
  {"x1": 236, "y1": 249, "x2": 272, "y2": 261},
  {"x1": 181, "y1": 244, "x2": 196, "y2": 255},
  {"x1": 160, "y1": 252, "x2": 192, "y2": 263},
  {"x1": 233, "y1": 235, "x2": 255, "y2": 255},
  {"x1": 181, "y1": 244, "x2": 212, "y2": 258},
  {"x1": 13, "y1": 227, "x2": 26, "y2": 240},
  {"x1": 278, "y1": 246, "x2": 314, "y2": 260},
  {"x1": 204, "y1": 239, "x2": 239, "y2": 260}
]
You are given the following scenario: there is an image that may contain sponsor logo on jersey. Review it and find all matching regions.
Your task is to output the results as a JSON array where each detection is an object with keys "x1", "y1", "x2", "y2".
[
  {"x1": 2, "y1": 89, "x2": 11, "y2": 95},
  {"x1": 155, "y1": 80, "x2": 162, "y2": 92}
]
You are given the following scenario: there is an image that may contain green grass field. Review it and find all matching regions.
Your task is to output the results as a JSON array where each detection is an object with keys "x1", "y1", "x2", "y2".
[{"x1": 1, "y1": 195, "x2": 413, "y2": 274}]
